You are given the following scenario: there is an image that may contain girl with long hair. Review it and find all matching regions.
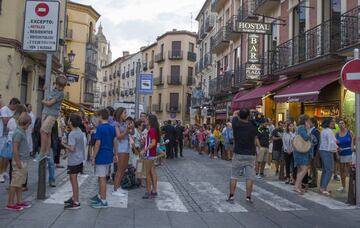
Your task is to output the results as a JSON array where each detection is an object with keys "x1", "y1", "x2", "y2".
[
  {"x1": 112, "y1": 107, "x2": 130, "y2": 196},
  {"x1": 141, "y1": 114, "x2": 159, "y2": 199}
]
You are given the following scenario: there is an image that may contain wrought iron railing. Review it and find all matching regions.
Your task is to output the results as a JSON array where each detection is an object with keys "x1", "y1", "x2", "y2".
[
  {"x1": 210, "y1": 27, "x2": 229, "y2": 51},
  {"x1": 205, "y1": 14, "x2": 215, "y2": 32},
  {"x1": 340, "y1": 6, "x2": 360, "y2": 49},
  {"x1": 238, "y1": 0, "x2": 256, "y2": 22}
]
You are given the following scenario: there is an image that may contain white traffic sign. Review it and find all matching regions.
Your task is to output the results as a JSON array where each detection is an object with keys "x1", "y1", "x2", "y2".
[{"x1": 23, "y1": 0, "x2": 60, "y2": 52}]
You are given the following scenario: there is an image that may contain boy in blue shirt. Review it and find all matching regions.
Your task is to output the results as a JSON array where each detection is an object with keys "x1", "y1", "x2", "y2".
[{"x1": 90, "y1": 109, "x2": 117, "y2": 208}]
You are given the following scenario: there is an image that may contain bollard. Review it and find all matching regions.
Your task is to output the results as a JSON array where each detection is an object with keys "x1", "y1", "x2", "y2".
[
  {"x1": 37, "y1": 159, "x2": 47, "y2": 200},
  {"x1": 347, "y1": 168, "x2": 356, "y2": 205}
]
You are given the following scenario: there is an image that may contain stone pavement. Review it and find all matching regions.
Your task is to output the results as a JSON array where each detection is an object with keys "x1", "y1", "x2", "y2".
[{"x1": 0, "y1": 149, "x2": 359, "y2": 228}]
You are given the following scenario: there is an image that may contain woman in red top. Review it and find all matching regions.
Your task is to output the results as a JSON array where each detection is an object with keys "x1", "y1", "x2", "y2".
[{"x1": 141, "y1": 114, "x2": 159, "y2": 199}]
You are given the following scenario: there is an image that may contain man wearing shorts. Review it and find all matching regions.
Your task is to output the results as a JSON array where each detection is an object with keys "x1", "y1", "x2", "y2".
[
  {"x1": 255, "y1": 121, "x2": 270, "y2": 178},
  {"x1": 228, "y1": 108, "x2": 257, "y2": 203}
]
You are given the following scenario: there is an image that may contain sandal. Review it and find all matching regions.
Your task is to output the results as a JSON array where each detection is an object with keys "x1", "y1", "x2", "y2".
[
  {"x1": 320, "y1": 190, "x2": 331, "y2": 196},
  {"x1": 293, "y1": 188, "x2": 304, "y2": 195}
]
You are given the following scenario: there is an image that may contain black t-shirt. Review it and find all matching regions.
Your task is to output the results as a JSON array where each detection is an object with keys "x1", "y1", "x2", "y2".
[
  {"x1": 232, "y1": 117, "x2": 257, "y2": 155},
  {"x1": 271, "y1": 128, "x2": 283, "y2": 151},
  {"x1": 175, "y1": 125, "x2": 184, "y2": 140},
  {"x1": 162, "y1": 125, "x2": 176, "y2": 142},
  {"x1": 257, "y1": 127, "x2": 270, "y2": 148}
]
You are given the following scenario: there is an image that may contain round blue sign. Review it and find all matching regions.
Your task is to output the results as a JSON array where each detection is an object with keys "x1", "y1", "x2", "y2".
[{"x1": 170, "y1": 113, "x2": 176, "y2": 119}]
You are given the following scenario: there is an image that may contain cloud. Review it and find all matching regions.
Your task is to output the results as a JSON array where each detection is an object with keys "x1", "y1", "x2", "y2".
[{"x1": 71, "y1": 0, "x2": 202, "y2": 59}]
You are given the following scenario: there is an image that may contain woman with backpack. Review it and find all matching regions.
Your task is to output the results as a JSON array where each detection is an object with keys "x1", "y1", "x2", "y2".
[{"x1": 223, "y1": 122, "x2": 234, "y2": 161}]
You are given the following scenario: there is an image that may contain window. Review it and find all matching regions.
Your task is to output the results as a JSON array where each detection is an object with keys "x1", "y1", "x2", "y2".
[
  {"x1": 170, "y1": 93, "x2": 179, "y2": 109},
  {"x1": 171, "y1": 41, "x2": 181, "y2": 57},
  {"x1": 170, "y1": 65, "x2": 180, "y2": 83},
  {"x1": 160, "y1": 67, "x2": 163, "y2": 80},
  {"x1": 158, "y1": 93, "x2": 162, "y2": 106},
  {"x1": 293, "y1": 3, "x2": 306, "y2": 36},
  {"x1": 189, "y1": 42, "x2": 194, "y2": 52},
  {"x1": 161, "y1": 44, "x2": 164, "y2": 55},
  {"x1": 187, "y1": 67, "x2": 193, "y2": 85},
  {"x1": 20, "y1": 70, "x2": 28, "y2": 104},
  {"x1": 271, "y1": 22, "x2": 278, "y2": 47}
]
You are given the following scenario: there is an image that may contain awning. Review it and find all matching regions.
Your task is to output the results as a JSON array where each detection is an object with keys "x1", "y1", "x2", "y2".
[
  {"x1": 234, "y1": 79, "x2": 294, "y2": 109},
  {"x1": 274, "y1": 71, "x2": 339, "y2": 103},
  {"x1": 215, "y1": 113, "x2": 227, "y2": 120},
  {"x1": 231, "y1": 90, "x2": 248, "y2": 112}
]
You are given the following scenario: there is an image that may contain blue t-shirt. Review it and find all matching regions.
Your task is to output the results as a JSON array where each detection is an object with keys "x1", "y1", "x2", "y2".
[{"x1": 95, "y1": 123, "x2": 116, "y2": 164}]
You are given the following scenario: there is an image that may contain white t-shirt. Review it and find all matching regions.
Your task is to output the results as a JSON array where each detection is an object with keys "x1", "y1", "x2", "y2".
[
  {"x1": 0, "y1": 106, "x2": 14, "y2": 138},
  {"x1": 7, "y1": 118, "x2": 17, "y2": 142}
]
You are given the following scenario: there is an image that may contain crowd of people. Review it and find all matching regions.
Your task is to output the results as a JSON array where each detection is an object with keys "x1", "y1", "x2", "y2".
[
  {"x1": 226, "y1": 108, "x2": 356, "y2": 203},
  {"x1": 0, "y1": 75, "x2": 356, "y2": 211}
]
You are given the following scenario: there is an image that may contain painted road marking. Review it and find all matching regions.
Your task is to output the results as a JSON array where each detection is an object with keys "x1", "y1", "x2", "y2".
[
  {"x1": 190, "y1": 182, "x2": 248, "y2": 212},
  {"x1": 156, "y1": 182, "x2": 188, "y2": 212},
  {"x1": 267, "y1": 181, "x2": 356, "y2": 210},
  {"x1": 44, "y1": 175, "x2": 89, "y2": 204},
  {"x1": 106, "y1": 185, "x2": 128, "y2": 208},
  {"x1": 237, "y1": 182, "x2": 306, "y2": 211}
]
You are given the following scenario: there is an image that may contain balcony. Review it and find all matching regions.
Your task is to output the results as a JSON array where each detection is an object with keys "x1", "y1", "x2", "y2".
[
  {"x1": 205, "y1": 14, "x2": 215, "y2": 32},
  {"x1": 131, "y1": 69, "x2": 135, "y2": 76},
  {"x1": 126, "y1": 71, "x2": 130, "y2": 78},
  {"x1": 340, "y1": 6, "x2": 360, "y2": 51},
  {"x1": 65, "y1": 29, "x2": 73, "y2": 40},
  {"x1": 187, "y1": 52, "x2": 197, "y2": 62},
  {"x1": 149, "y1": 60, "x2": 154, "y2": 69},
  {"x1": 210, "y1": 27, "x2": 230, "y2": 54},
  {"x1": 199, "y1": 23, "x2": 206, "y2": 39},
  {"x1": 196, "y1": 58, "x2": 204, "y2": 74},
  {"x1": 258, "y1": 51, "x2": 279, "y2": 82},
  {"x1": 226, "y1": 15, "x2": 241, "y2": 41},
  {"x1": 166, "y1": 103, "x2": 181, "y2": 113},
  {"x1": 272, "y1": 19, "x2": 346, "y2": 75},
  {"x1": 253, "y1": 0, "x2": 280, "y2": 15},
  {"x1": 154, "y1": 76, "x2": 164, "y2": 86},
  {"x1": 238, "y1": 0, "x2": 257, "y2": 22},
  {"x1": 155, "y1": 53, "x2": 165, "y2": 63},
  {"x1": 152, "y1": 104, "x2": 163, "y2": 113},
  {"x1": 103, "y1": 76, "x2": 107, "y2": 82},
  {"x1": 211, "y1": 0, "x2": 227, "y2": 13},
  {"x1": 167, "y1": 75, "x2": 182, "y2": 85},
  {"x1": 168, "y1": 50, "x2": 183, "y2": 60},
  {"x1": 83, "y1": 92, "x2": 94, "y2": 103},
  {"x1": 187, "y1": 75, "x2": 195, "y2": 86},
  {"x1": 204, "y1": 53, "x2": 212, "y2": 67}
]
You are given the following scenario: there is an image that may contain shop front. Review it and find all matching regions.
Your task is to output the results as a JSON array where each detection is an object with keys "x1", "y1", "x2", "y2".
[
  {"x1": 61, "y1": 99, "x2": 94, "y2": 117},
  {"x1": 231, "y1": 78, "x2": 293, "y2": 120},
  {"x1": 274, "y1": 71, "x2": 342, "y2": 123}
]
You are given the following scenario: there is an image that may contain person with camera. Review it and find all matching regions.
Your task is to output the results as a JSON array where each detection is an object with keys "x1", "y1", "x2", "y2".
[{"x1": 227, "y1": 108, "x2": 257, "y2": 204}]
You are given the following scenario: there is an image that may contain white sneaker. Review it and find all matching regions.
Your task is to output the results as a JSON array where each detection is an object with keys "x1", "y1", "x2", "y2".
[
  {"x1": 111, "y1": 189, "x2": 126, "y2": 197},
  {"x1": 0, "y1": 174, "x2": 4, "y2": 183},
  {"x1": 3, "y1": 172, "x2": 9, "y2": 179},
  {"x1": 214, "y1": 156, "x2": 218, "y2": 159},
  {"x1": 256, "y1": 175, "x2": 262, "y2": 179},
  {"x1": 118, "y1": 187, "x2": 127, "y2": 193},
  {"x1": 336, "y1": 187, "x2": 345, "y2": 192}
]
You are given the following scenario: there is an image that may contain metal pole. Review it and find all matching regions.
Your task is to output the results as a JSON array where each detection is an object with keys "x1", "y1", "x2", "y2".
[
  {"x1": 37, "y1": 53, "x2": 52, "y2": 200},
  {"x1": 135, "y1": 60, "x2": 141, "y2": 119},
  {"x1": 355, "y1": 48, "x2": 360, "y2": 206}
]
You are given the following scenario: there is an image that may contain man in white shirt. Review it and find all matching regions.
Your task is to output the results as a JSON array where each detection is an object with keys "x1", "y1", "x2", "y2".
[{"x1": 0, "y1": 98, "x2": 20, "y2": 183}]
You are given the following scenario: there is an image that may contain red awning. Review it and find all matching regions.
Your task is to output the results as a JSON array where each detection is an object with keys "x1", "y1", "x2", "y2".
[
  {"x1": 274, "y1": 71, "x2": 339, "y2": 103},
  {"x1": 234, "y1": 79, "x2": 293, "y2": 109},
  {"x1": 231, "y1": 90, "x2": 248, "y2": 112}
]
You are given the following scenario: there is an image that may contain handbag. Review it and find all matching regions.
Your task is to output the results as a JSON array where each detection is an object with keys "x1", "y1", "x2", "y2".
[
  {"x1": 0, "y1": 141, "x2": 13, "y2": 160},
  {"x1": 292, "y1": 134, "x2": 311, "y2": 153}
]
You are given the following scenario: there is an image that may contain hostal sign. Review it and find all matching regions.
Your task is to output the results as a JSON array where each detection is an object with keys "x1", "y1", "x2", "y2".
[{"x1": 237, "y1": 22, "x2": 272, "y2": 35}]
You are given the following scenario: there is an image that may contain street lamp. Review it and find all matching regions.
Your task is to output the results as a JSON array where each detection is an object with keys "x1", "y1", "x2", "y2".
[{"x1": 68, "y1": 50, "x2": 76, "y2": 63}]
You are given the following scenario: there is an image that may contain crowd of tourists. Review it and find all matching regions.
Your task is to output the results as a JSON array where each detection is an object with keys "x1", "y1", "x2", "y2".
[{"x1": 226, "y1": 108, "x2": 356, "y2": 203}]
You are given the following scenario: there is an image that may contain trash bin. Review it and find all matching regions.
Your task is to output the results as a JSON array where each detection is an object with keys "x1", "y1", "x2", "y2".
[{"x1": 347, "y1": 168, "x2": 356, "y2": 205}]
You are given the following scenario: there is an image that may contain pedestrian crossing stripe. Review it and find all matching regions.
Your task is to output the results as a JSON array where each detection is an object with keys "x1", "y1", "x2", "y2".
[
  {"x1": 156, "y1": 182, "x2": 188, "y2": 212},
  {"x1": 44, "y1": 175, "x2": 89, "y2": 204},
  {"x1": 190, "y1": 182, "x2": 248, "y2": 212},
  {"x1": 267, "y1": 181, "x2": 356, "y2": 210},
  {"x1": 237, "y1": 182, "x2": 306, "y2": 211}
]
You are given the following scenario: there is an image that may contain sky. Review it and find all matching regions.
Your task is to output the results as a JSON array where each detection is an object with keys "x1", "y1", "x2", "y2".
[{"x1": 73, "y1": 0, "x2": 203, "y2": 61}]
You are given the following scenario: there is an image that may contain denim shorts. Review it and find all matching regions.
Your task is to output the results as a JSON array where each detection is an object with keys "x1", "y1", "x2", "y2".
[{"x1": 117, "y1": 139, "x2": 129, "y2": 153}]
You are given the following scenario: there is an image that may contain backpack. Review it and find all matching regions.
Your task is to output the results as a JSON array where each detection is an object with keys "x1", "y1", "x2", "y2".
[{"x1": 121, "y1": 165, "x2": 141, "y2": 189}]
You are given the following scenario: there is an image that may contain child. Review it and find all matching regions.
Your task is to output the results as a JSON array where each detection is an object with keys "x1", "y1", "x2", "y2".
[
  {"x1": 155, "y1": 130, "x2": 167, "y2": 166},
  {"x1": 208, "y1": 132, "x2": 216, "y2": 159},
  {"x1": 90, "y1": 109, "x2": 116, "y2": 208},
  {"x1": 62, "y1": 114, "x2": 85, "y2": 210},
  {"x1": 7, "y1": 113, "x2": 32, "y2": 211},
  {"x1": 34, "y1": 76, "x2": 67, "y2": 162}
]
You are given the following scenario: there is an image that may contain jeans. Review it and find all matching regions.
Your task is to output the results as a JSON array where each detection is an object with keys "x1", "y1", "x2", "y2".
[
  {"x1": 319, "y1": 150, "x2": 334, "y2": 189},
  {"x1": 47, "y1": 149, "x2": 55, "y2": 183},
  {"x1": 284, "y1": 153, "x2": 294, "y2": 179}
]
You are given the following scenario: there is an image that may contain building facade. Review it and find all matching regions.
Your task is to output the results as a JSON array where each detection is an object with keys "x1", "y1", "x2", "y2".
[
  {"x1": 195, "y1": 0, "x2": 359, "y2": 126},
  {"x1": 142, "y1": 30, "x2": 197, "y2": 124},
  {"x1": 65, "y1": 1, "x2": 100, "y2": 107},
  {"x1": 0, "y1": 0, "x2": 66, "y2": 116}
]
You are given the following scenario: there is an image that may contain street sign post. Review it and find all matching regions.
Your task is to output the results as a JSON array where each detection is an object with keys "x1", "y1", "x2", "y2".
[
  {"x1": 341, "y1": 48, "x2": 360, "y2": 206},
  {"x1": 23, "y1": 0, "x2": 60, "y2": 200}
]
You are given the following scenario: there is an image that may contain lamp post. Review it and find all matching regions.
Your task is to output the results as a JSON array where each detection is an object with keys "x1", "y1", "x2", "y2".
[{"x1": 68, "y1": 50, "x2": 76, "y2": 63}]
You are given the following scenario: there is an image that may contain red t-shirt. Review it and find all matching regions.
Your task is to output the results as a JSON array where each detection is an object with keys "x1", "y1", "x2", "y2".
[{"x1": 146, "y1": 128, "x2": 158, "y2": 157}]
